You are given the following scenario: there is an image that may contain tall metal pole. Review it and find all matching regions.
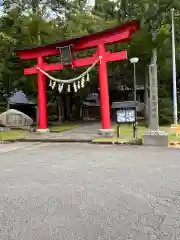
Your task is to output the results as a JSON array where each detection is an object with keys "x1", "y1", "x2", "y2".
[
  {"x1": 171, "y1": 8, "x2": 178, "y2": 125},
  {"x1": 133, "y1": 63, "x2": 137, "y2": 102}
]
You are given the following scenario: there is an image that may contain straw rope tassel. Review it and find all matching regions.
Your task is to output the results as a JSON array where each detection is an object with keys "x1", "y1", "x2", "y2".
[
  {"x1": 58, "y1": 84, "x2": 61, "y2": 93},
  {"x1": 52, "y1": 81, "x2": 56, "y2": 89},
  {"x1": 86, "y1": 73, "x2": 90, "y2": 82},
  {"x1": 81, "y1": 77, "x2": 85, "y2": 88},
  {"x1": 58, "y1": 84, "x2": 64, "y2": 93},
  {"x1": 67, "y1": 84, "x2": 71, "y2": 92},
  {"x1": 49, "y1": 80, "x2": 53, "y2": 87},
  {"x1": 73, "y1": 82, "x2": 77, "y2": 92}
]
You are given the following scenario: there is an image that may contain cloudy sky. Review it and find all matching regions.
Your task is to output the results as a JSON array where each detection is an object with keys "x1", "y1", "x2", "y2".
[{"x1": 87, "y1": 0, "x2": 95, "y2": 7}]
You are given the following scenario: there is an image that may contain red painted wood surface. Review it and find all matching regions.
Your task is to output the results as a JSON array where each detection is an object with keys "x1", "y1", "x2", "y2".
[
  {"x1": 98, "y1": 44, "x2": 111, "y2": 129},
  {"x1": 37, "y1": 57, "x2": 48, "y2": 130},
  {"x1": 24, "y1": 51, "x2": 127, "y2": 75},
  {"x1": 16, "y1": 21, "x2": 139, "y2": 60}
]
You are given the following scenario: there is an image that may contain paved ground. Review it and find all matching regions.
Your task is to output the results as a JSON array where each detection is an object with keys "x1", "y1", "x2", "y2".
[
  {"x1": 25, "y1": 123, "x2": 101, "y2": 141},
  {"x1": 0, "y1": 143, "x2": 180, "y2": 239}
]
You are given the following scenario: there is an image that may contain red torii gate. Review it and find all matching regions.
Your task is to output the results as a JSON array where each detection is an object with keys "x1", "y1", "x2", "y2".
[{"x1": 15, "y1": 20, "x2": 139, "y2": 134}]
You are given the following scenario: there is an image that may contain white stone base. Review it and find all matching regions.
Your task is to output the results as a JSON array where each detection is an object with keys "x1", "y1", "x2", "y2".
[
  {"x1": 36, "y1": 128, "x2": 49, "y2": 134},
  {"x1": 99, "y1": 128, "x2": 115, "y2": 137},
  {"x1": 142, "y1": 131, "x2": 168, "y2": 147}
]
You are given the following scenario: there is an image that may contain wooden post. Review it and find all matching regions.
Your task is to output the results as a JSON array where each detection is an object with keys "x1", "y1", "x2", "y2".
[
  {"x1": 98, "y1": 44, "x2": 111, "y2": 130},
  {"x1": 37, "y1": 56, "x2": 49, "y2": 132}
]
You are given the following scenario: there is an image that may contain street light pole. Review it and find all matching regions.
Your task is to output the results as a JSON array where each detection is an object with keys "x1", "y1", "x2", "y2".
[
  {"x1": 171, "y1": 8, "x2": 178, "y2": 125},
  {"x1": 133, "y1": 63, "x2": 137, "y2": 102},
  {"x1": 130, "y1": 57, "x2": 139, "y2": 102}
]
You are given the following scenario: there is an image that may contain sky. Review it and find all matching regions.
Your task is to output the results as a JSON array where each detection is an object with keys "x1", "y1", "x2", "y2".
[{"x1": 87, "y1": 0, "x2": 95, "y2": 7}]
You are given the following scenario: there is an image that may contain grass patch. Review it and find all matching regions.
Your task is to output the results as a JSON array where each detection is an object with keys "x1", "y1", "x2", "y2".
[
  {"x1": 92, "y1": 137, "x2": 142, "y2": 145},
  {"x1": 113, "y1": 124, "x2": 180, "y2": 142},
  {"x1": 0, "y1": 124, "x2": 80, "y2": 141},
  {"x1": 93, "y1": 125, "x2": 180, "y2": 144},
  {"x1": 0, "y1": 129, "x2": 27, "y2": 141},
  {"x1": 50, "y1": 123, "x2": 80, "y2": 132}
]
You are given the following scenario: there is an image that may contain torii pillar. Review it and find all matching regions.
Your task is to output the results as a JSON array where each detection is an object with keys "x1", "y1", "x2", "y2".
[
  {"x1": 98, "y1": 44, "x2": 113, "y2": 136},
  {"x1": 37, "y1": 56, "x2": 49, "y2": 133}
]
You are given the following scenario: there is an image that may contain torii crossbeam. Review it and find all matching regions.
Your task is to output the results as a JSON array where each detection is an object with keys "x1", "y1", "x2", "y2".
[{"x1": 15, "y1": 20, "x2": 139, "y2": 134}]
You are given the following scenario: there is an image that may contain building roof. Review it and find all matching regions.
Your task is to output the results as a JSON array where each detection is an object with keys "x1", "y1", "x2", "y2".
[{"x1": 8, "y1": 91, "x2": 35, "y2": 105}]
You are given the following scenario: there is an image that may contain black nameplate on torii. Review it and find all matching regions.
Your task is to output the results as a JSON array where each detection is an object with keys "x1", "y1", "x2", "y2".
[{"x1": 56, "y1": 45, "x2": 74, "y2": 67}]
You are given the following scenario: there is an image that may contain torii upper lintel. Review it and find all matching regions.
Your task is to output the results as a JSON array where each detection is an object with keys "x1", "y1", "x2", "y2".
[{"x1": 16, "y1": 20, "x2": 139, "y2": 60}]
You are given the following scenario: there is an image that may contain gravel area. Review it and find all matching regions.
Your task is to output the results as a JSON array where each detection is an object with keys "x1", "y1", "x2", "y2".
[{"x1": 25, "y1": 123, "x2": 101, "y2": 141}]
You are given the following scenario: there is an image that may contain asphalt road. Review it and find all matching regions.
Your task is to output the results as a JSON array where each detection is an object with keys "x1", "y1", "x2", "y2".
[{"x1": 0, "y1": 143, "x2": 180, "y2": 240}]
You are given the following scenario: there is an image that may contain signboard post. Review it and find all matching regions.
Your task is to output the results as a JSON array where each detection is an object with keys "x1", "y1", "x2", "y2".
[{"x1": 116, "y1": 107, "x2": 137, "y2": 139}]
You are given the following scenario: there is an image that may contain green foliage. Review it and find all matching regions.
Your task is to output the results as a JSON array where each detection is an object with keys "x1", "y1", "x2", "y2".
[{"x1": 159, "y1": 98, "x2": 173, "y2": 125}]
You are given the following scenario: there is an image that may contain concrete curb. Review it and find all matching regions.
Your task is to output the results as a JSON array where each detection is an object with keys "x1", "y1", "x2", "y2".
[
  {"x1": 2, "y1": 139, "x2": 180, "y2": 148},
  {"x1": 0, "y1": 138, "x2": 141, "y2": 145},
  {"x1": 91, "y1": 141, "x2": 142, "y2": 145},
  {"x1": 0, "y1": 139, "x2": 92, "y2": 144},
  {"x1": 91, "y1": 142, "x2": 126, "y2": 145},
  {"x1": 1, "y1": 139, "x2": 140, "y2": 145}
]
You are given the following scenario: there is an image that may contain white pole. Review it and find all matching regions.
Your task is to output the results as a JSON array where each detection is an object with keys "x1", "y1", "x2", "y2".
[
  {"x1": 171, "y1": 8, "x2": 178, "y2": 125},
  {"x1": 133, "y1": 63, "x2": 137, "y2": 102}
]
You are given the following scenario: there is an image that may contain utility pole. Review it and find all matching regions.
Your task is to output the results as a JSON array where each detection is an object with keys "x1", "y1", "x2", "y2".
[{"x1": 171, "y1": 8, "x2": 178, "y2": 125}]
